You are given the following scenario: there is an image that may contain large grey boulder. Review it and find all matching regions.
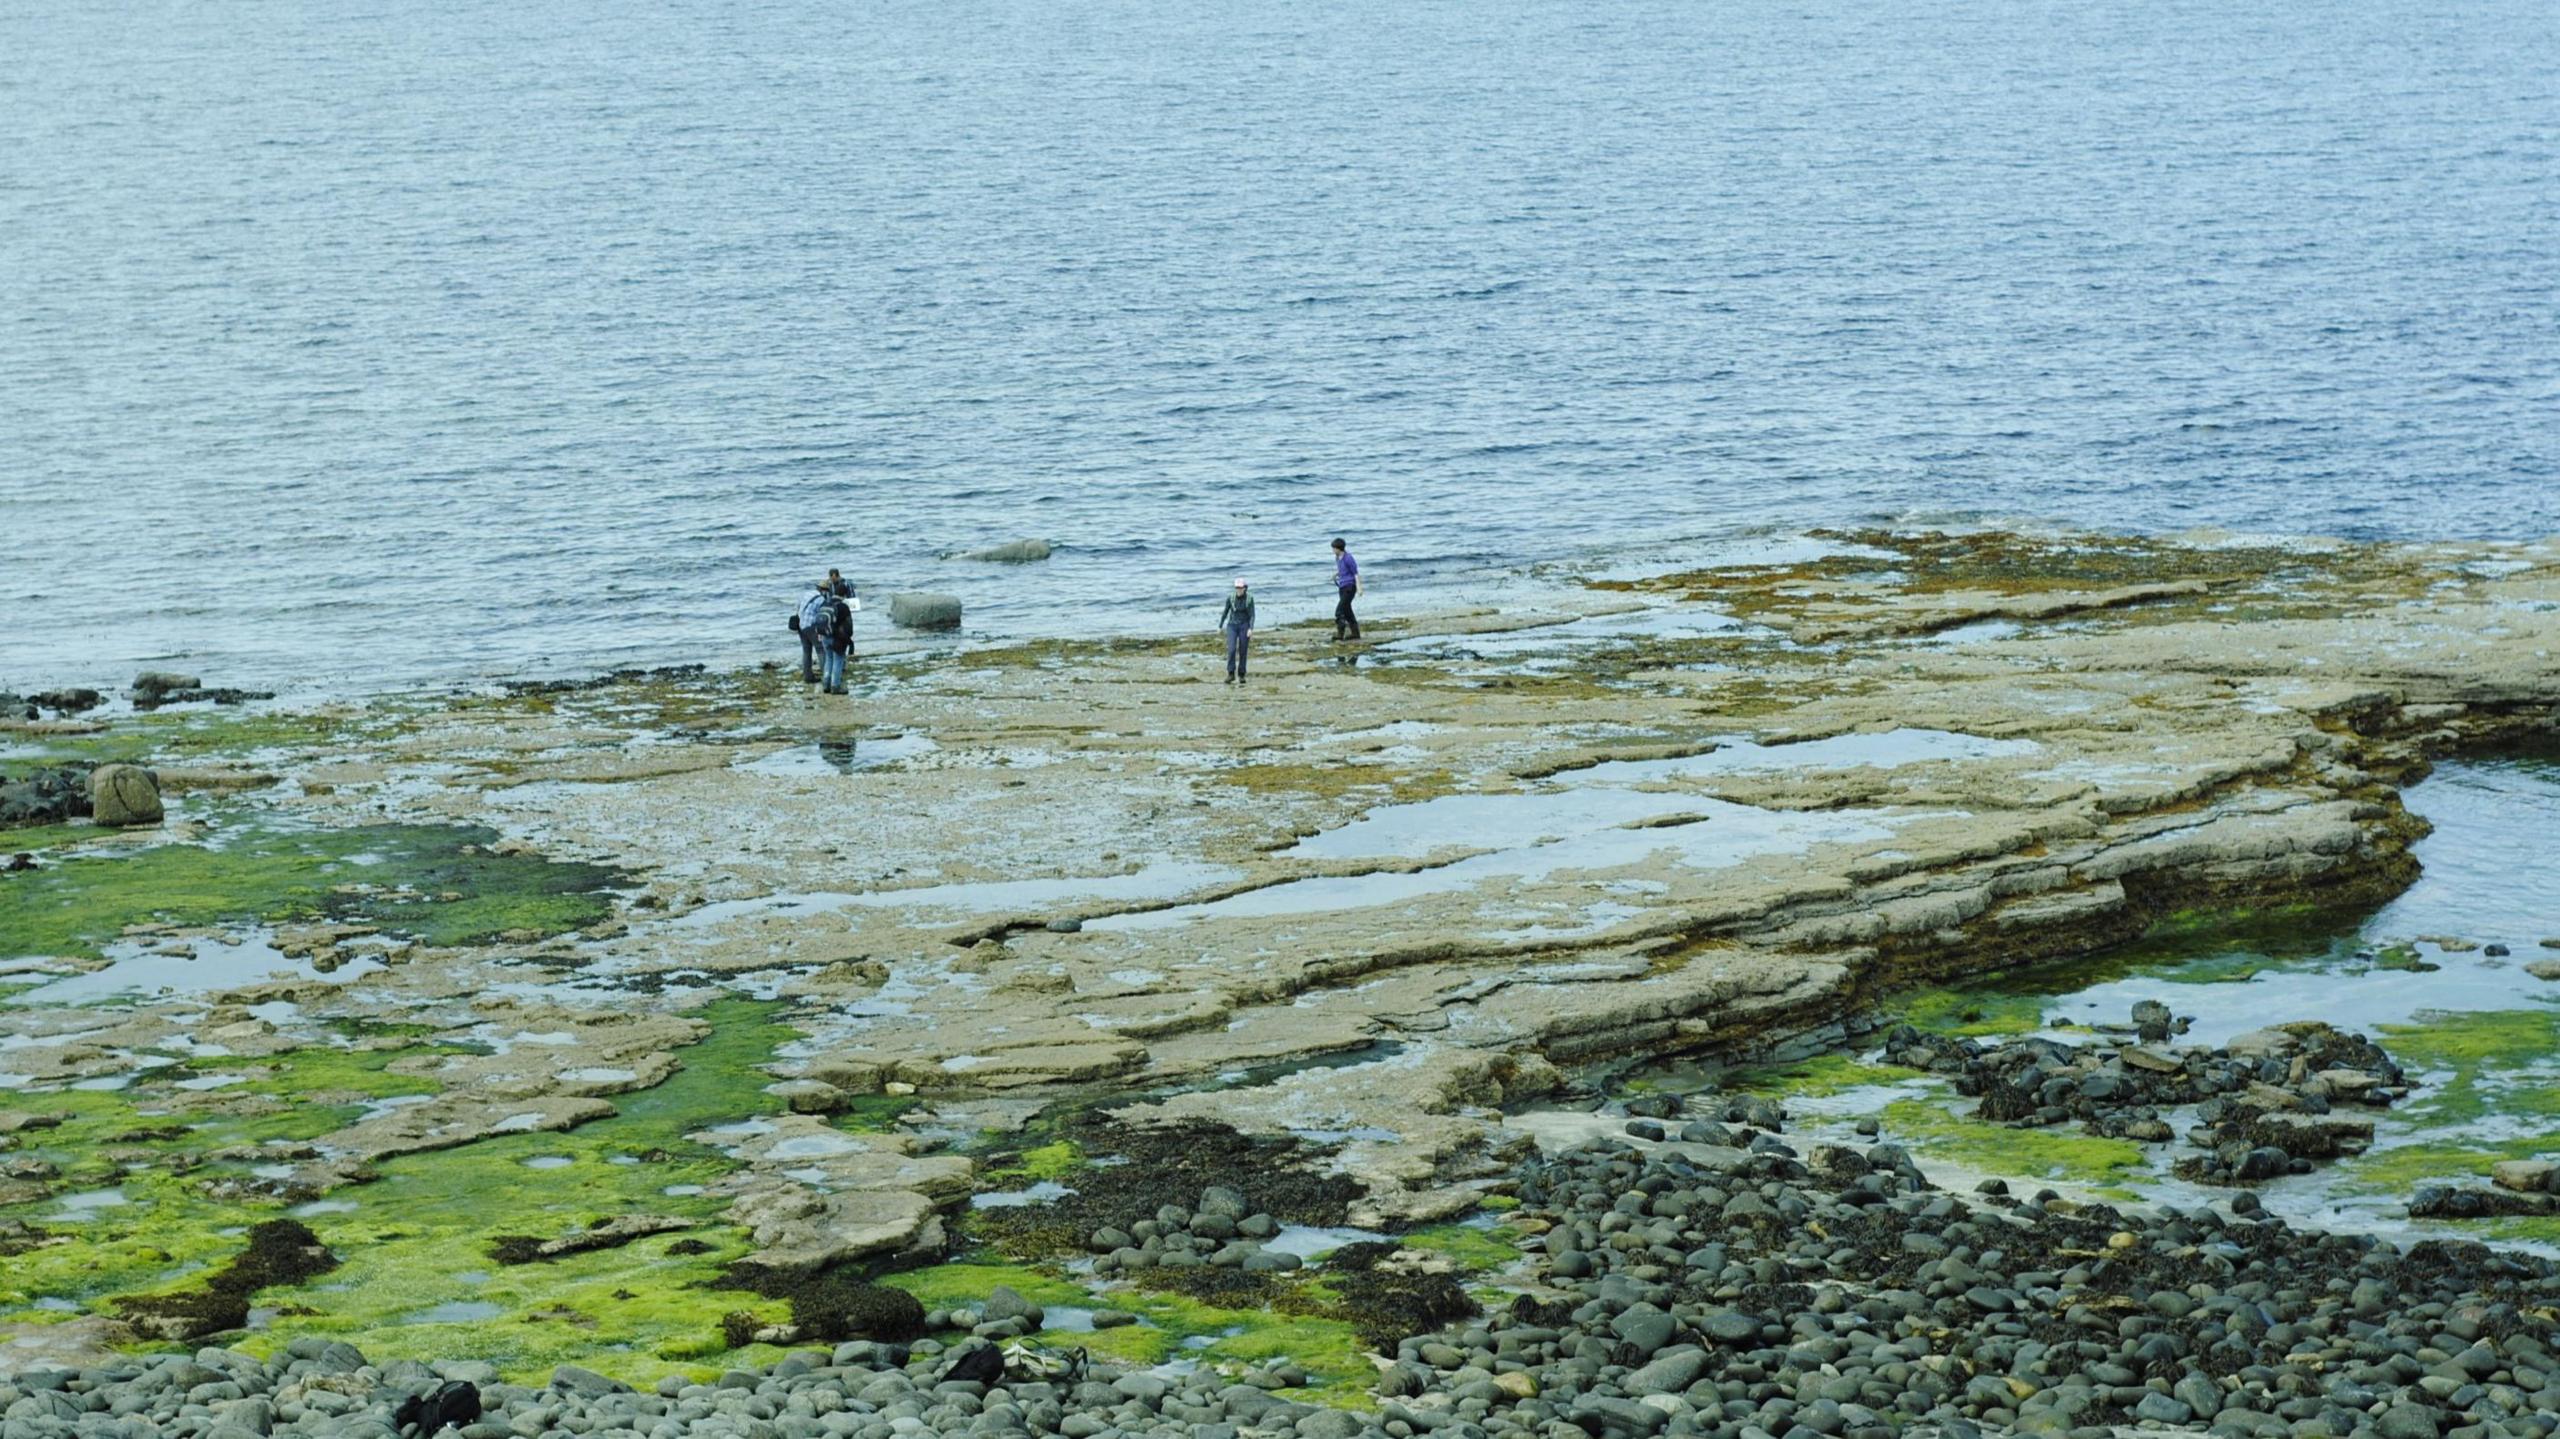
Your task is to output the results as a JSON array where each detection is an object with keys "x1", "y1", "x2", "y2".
[
  {"x1": 955, "y1": 539, "x2": 1053, "y2": 563},
  {"x1": 90, "y1": 764, "x2": 163, "y2": 827},
  {"x1": 888, "y1": 593, "x2": 963, "y2": 631}
]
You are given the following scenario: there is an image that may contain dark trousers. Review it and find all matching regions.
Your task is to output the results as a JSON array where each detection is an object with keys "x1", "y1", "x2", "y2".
[
  {"x1": 799, "y1": 628, "x2": 821, "y2": 680},
  {"x1": 1335, "y1": 586, "x2": 1360, "y2": 639},
  {"x1": 1225, "y1": 626, "x2": 1250, "y2": 679}
]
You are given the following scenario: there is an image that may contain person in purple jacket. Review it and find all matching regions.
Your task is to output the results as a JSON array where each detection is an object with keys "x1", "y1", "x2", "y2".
[{"x1": 1331, "y1": 537, "x2": 1361, "y2": 641}]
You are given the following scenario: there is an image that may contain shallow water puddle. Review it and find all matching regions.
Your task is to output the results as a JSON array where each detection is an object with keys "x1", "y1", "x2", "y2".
[
  {"x1": 50, "y1": 1188, "x2": 128, "y2": 1220},
  {"x1": 1656, "y1": 754, "x2": 2560, "y2": 1249},
  {"x1": 1381, "y1": 604, "x2": 1755, "y2": 661},
  {"x1": 403, "y1": 1300, "x2": 505, "y2": 1325},
  {"x1": 734, "y1": 733, "x2": 938, "y2": 776},
  {"x1": 1087, "y1": 732, "x2": 2017, "y2": 930},
  {"x1": 1261, "y1": 1224, "x2": 1391, "y2": 1259},
  {"x1": 1038, "y1": 1305, "x2": 1115, "y2": 1333},
  {"x1": 972, "y1": 1180, "x2": 1076, "y2": 1209},
  {"x1": 763, "y1": 1131, "x2": 866, "y2": 1160},
  {"x1": 19, "y1": 931, "x2": 383, "y2": 1005}
]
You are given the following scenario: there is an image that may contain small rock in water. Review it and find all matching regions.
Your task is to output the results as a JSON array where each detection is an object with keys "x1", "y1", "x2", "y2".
[
  {"x1": 980, "y1": 1284, "x2": 1043, "y2": 1328},
  {"x1": 954, "y1": 539, "x2": 1054, "y2": 563},
  {"x1": 888, "y1": 592, "x2": 964, "y2": 631},
  {"x1": 2492, "y1": 1159, "x2": 2560, "y2": 1194}
]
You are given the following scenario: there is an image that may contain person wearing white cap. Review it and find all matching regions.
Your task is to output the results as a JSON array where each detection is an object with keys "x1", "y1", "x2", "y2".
[{"x1": 1217, "y1": 577, "x2": 1257, "y2": 684}]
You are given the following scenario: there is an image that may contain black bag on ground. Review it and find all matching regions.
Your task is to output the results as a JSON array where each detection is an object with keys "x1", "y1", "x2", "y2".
[{"x1": 394, "y1": 1380, "x2": 481, "y2": 1436}]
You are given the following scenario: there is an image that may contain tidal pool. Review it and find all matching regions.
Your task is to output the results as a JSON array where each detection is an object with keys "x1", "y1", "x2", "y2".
[
  {"x1": 19, "y1": 931, "x2": 383, "y2": 1006},
  {"x1": 733, "y1": 733, "x2": 938, "y2": 776},
  {"x1": 1616, "y1": 753, "x2": 2560, "y2": 1250}
]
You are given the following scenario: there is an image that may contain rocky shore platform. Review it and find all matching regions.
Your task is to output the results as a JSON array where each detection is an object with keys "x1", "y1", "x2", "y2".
[{"x1": 2, "y1": 526, "x2": 2558, "y2": 1429}]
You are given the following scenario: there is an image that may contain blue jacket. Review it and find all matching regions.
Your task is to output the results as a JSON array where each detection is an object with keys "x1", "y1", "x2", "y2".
[{"x1": 1335, "y1": 551, "x2": 1358, "y2": 589}]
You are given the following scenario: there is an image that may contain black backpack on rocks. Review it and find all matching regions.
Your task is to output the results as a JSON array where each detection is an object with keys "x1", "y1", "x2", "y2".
[{"x1": 394, "y1": 1380, "x2": 481, "y2": 1436}]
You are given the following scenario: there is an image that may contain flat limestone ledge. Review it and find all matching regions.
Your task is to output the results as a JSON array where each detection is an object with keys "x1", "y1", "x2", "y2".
[{"x1": 12, "y1": 526, "x2": 2558, "y2": 1273}]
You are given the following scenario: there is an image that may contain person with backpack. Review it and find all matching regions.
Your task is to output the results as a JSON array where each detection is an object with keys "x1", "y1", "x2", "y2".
[
  {"x1": 792, "y1": 579, "x2": 832, "y2": 683},
  {"x1": 817, "y1": 586, "x2": 855, "y2": 694},
  {"x1": 1218, "y1": 578, "x2": 1256, "y2": 684},
  {"x1": 1330, "y1": 537, "x2": 1361, "y2": 641}
]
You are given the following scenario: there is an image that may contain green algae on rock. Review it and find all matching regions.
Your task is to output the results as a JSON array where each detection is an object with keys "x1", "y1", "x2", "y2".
[
  {"x1": 0, "y1": 819, "x2": 625, "y2": 962},
  {"x1": 1879, "y1": 1097, "x2": 2148, "y2": 1188}
]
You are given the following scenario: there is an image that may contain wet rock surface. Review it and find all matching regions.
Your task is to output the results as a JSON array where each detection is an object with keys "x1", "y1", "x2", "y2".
[
  {"x1": 127, "y1": 673, "x2": 276, "y2": 710},
  {"x1": 6, "y1": 528, "x2": 2560, "y2": 1392},
  {"x1": 0, "y1": 766, "x2": 92, "y2": 827},
  {"x1": 1460, "y1": 1131, "x2": 2560, "y2": 1439}
]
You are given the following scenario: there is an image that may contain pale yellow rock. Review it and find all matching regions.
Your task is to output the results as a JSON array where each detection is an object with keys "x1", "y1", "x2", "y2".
[{"x1": 89, "y1": 763, "x2": 163, "y2": 826}]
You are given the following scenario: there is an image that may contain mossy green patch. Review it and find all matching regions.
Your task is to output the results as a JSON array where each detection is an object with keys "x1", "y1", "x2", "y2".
[
  {"x1": 2381, "y1": 1009, "x2": 2560, "y2": 1075},
  {"x1": 3, "y1": 998, "x2": 799, "y2": 1387},
  {"x1": 883, "y1": 1262, "x2": 1095, "y2": 1314},
  {"x1": 17, "y1": 707, "x2": 398, "y2": 769},
  {"x1": 1881, "y1": 1098, "x2": 2147, "y2": 1187},
  {"x1": 1898, "y1": 986, "x2": 2044, "y2": 1038},
  {"x1": 877, "y1": 1260, "x2": 1377, "y2": 1400},
  {"x1": 2325, "y1": 1008, "x2": 2560, "y2": 1197},
  {"x1": 1115, "y1": 1288, "x2": 1375, "y2": 1402},
  {"x1": 0, "y1": 819, "x2": 623, "y2": 961},
  {"x1": 829, "y1": 1094, "x2": 922, "y2": 1133},
  {"x1": 1726, "y1": 1054, "x2": 1925, "y2": 1097},
  {"x1": 979, "y1": 1141, "x2": 1080, "y2": 1186},
  {"x1": 0, "y1": 823, "x2": 106, "y2": 855},
  {"x1": 1397, "y1": 1222, "x2": 1522, "y2": 1270}
]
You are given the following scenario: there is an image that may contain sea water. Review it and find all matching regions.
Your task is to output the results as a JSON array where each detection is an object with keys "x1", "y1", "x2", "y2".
[{"x1": 3, "y1": 0, "x2": 2554, "y2": 691}]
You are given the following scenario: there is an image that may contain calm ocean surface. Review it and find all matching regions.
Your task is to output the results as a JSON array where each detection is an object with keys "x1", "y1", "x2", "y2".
[{"x1": 4, "y1": 0, "x2": 2555, "y2": 692}]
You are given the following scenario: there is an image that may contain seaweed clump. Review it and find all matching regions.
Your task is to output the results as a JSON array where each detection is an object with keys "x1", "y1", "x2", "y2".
[
  {"x1": 113, "y1": 1219, "x2": 338, "y2": 1340},
  {"x1": 1315, "y1": 1239, "x2": 1481, "y2": 1350},
  {"x1": 969, "y1": 1120, "x2": 1361, "y2": 1257},
  {"x1": 717, "y1": 1262, "x2": 925, "y2": 1345}
]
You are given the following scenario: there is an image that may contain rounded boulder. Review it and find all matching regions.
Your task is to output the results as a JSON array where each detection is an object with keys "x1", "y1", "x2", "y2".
[{"x1": 91, "y1": 764, "x2": 164, "y2": 827}]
